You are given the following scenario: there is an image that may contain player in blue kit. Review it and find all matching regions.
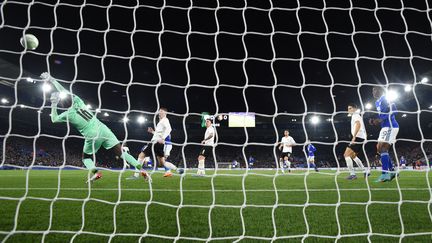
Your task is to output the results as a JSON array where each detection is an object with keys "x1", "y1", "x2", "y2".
[
  {"x1": 400, "y1": 156, "x2": 406, "y2": 169},
  {"x1": 248, "y1": 155, "x2": 255, "y2": 170},
  {"x1": 369, "y1": 87, "x2": 399, "y2": 182},
  {"x1": 306, "y1": 140, "x2": 318, "y2": 172}
]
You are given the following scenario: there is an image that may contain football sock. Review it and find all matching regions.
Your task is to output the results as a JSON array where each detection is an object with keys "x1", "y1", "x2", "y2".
[
  {"x1": 121, "y1": 152, "x2": 141, "y2": 170},
  {"x1": 381, "y1": 152, "x2": 390, "y2": 174},
  {"x1": 164, "y1": 161, "x2": 177, "y2": 171},
  {"x1": 83, "y1": 158, "x2": 97, "y2": 173},
  {"x1": 353, "y1": 157, "x2": 365, "y2": 170},
  {"x1": 345, "y1": 157, "x2": 355, "y2": 175}
]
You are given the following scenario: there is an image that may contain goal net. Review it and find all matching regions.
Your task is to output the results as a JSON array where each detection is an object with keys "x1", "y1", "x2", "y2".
[{"x1": 1, "y1": 0, "x2": 431, "y2": 242}]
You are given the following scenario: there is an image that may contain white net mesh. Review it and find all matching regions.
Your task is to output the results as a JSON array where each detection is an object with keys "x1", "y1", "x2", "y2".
[{"x1": 1, "y1": 0, "x2": 432, "y2": 242}]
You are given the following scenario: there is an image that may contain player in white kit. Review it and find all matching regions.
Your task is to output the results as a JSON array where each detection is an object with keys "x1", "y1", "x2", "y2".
[
  {"x1": 196, "y1": 119, "x2": 215, "y2": 176},
  {"x1": 278, "y1": 130, "x2": 296, "y2": 173},
  {"x1": 344, "y1": 103, "x2": 370, "y2": 180}
]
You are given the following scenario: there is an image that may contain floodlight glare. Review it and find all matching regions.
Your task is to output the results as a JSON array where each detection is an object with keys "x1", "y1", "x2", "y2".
[
  {"x1": 122, "y1": 116, "x2": 129, "y2": 123},
  {"x1": 402, "y1": 114, "x2": 407, "y2": 118},
  {"x1": 59, "y1": 91, "x2": 67, "y2": 99},
  {"x1": 103, "y1": 112, "x2": 109, "y2": 117},
  {"x1": 421, "y1": 77, "x2": 428, "y2": 83},
  {"x1": 310, "y1": 116, "x2": 320, "y2": 125},
  {"x1": 385, "y1": 90, "x2": 399, "y2": 102},
  {"x1": 86, "y1": 104, "x2": 92, "y2": 109},
  {"x1": 42, "y1": 83, "x2": 52, "y2": 92},
  {"x1": 137, "y1": 116, "x2": 146, "y2": 124},
  {"x1": 1, "y1": 98, "x2": 9, "y2": 104},
  {"x1": 365, "y1": 103, "x2": 372, "y2": 110},
  {"x1": 26, "y1": 77, "x2": 33, "y2": 82},
  {"x1": 404, "y1": 85, "x2": 412, "y2": 92}
]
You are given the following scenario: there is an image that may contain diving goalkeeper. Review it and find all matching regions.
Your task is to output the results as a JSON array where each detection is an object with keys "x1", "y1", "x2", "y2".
[{"x1": 41, "y1": 72, "x2": 150, "y2": 183}]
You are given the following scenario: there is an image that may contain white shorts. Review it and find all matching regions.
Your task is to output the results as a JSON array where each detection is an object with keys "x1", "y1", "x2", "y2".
[
  {"x1": 164, "y1": 144, "x2": 172, "y2": 157},
  {"x1": 284, "y1": 161, "x2": 291, "y2": 167},
  {"x1": 308, "y1": 156, "x2": 315, "y2": 162},
  {"x1": 378, "y1": 127, "x2": 399, "y2": 144}
]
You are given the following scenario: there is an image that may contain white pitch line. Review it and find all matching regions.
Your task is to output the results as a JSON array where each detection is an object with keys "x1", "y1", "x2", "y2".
[{"x1": 0, "y1": 188, "x2": 430, "y2": 192}]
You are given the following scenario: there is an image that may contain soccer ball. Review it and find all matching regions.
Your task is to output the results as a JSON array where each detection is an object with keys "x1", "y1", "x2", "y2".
[{"x1": 20, "y1": 34, "x2": 39, "y2": 50}]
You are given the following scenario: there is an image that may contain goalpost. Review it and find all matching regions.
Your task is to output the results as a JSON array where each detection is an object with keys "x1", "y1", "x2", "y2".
[{"x1": 0, "y1": 0, "x2": 431, "y2": 242}]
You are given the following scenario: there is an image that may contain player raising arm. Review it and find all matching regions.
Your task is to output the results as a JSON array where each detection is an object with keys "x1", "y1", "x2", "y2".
[
  {"x1": 41, "y1": 72, "x2": 150, "y2": 183},
  {"x1": 369, "y1": 87, "x2": 399, "y2": 182}
]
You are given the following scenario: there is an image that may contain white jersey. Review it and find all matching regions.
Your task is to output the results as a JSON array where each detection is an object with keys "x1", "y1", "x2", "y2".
[
  {"x1": 151, "y1": 117, "x2": 172, "y2": 142},
  {"x1": 204, "y1": 126, "x2": 215, "y2": 145},
  {"x1": 281, "y1": 136, "x2": 296, "y2": 153},
  {"x1": 351, "y1": 112, "x2": 366, "y2": 139}
]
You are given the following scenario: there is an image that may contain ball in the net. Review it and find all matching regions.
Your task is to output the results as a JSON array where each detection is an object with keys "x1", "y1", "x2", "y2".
[{"x1": 20, "y1": 34, "x2": 39, "y2": 50}]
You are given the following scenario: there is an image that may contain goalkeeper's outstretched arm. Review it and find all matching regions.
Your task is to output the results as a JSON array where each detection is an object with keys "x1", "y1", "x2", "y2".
[
  {"x1": 50, "y1": 92, "x2": 67, "y2": 123},
  {"x1": 40, "y1": 72, "x2": 69, "y2": 94}
]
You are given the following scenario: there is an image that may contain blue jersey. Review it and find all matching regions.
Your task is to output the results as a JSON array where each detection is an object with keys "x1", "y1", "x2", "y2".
[
  {"x1": 165, "y1": 134, "x2": 171, "y2": 145},
  {"x1": 248, "y1": 157, "x2": 255, "y2": 165},
  {"x1": 375, "y1": 95, "x2": 399, "y2": 128},
  {"x1": 232, "y1": 160, "x2": 238, "y2": 167},
  {"x1": 400, "y1": 157, "x2": 406, "y2": 165},
  {"x1": 307, "y1": 144, "x2": 316, "y2": 157}
]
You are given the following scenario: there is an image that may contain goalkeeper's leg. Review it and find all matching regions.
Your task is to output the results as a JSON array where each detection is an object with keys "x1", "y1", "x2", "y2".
[
  {"x1": 83, "y1": 154, "x2": 102, "y2": 183},
  {"x1": 110, "y1": 144, "x2": 150, "y2": 182},
  {"x1": 82, "y1": 139, "x2": 104, "y2": 183},
  {"x1": 127, "y1": 152, "x2": 147, "y2": 180}
]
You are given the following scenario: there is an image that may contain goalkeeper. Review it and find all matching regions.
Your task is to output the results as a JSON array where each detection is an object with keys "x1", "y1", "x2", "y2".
[{"x1": 41, "y1": 72, "x2": 150, "y2": 183}]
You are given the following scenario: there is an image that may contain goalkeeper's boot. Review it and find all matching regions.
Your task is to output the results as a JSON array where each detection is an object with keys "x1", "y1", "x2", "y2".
[
  {"x1": 164, "y1": 171, "x2": 173, "y2": 177},
  {"x1": 346, "y1": 174, "x2": 357, "y2": 180},
  {"x1": 87, "y1": 172, "x2": 102, "y2": 183},
  {"x1": 140, "y1": 170, "x2": 152, "y2": 182}
]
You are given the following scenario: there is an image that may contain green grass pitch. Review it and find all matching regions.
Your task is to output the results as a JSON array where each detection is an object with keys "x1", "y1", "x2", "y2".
[{"x1": 0, "y1": 169, "x2": 431, "y2": 243}]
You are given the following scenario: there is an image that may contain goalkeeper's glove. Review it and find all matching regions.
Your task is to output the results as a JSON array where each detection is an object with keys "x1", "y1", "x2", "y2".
[
  {"x1": 40, "y1": 72, "x2": 53, "y2": 82},
  {"x1": 50, "y1": 92, "x2": 60, "y2": 105}
]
